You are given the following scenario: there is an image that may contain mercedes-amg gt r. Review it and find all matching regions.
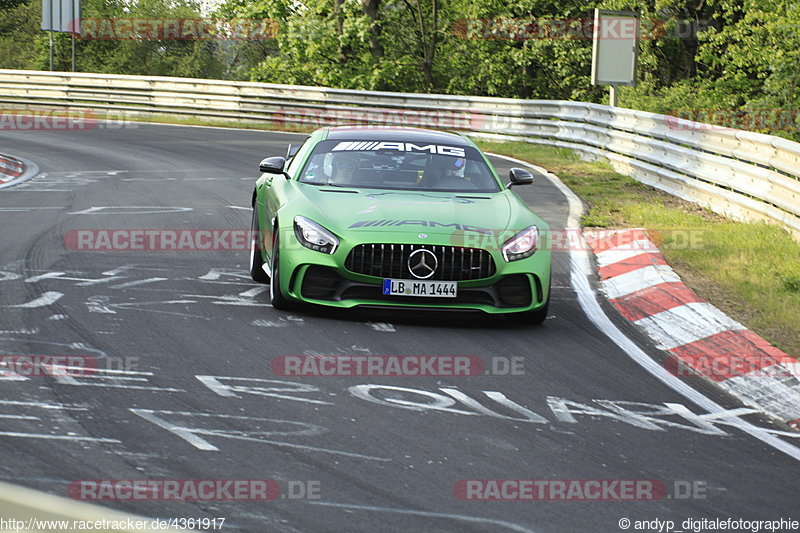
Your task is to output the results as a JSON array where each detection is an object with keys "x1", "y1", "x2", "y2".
[{"x1": 249, "y1": 126, "x2": 551, "y2": 323}]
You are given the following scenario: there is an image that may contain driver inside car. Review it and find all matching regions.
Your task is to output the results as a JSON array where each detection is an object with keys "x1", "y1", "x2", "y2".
[
  {"x1": 424, "y1": 155, "x2": 473, "y2": 189},
  {"x1": 328, "y1": 152, "x2": 359, "y2": 186}
]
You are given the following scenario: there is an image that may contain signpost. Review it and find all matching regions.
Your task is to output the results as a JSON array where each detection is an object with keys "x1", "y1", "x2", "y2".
[
  {"x1": 41, "y1": 0, "x2": 80, "y2": 71},
  {"x1": 591, "y1": 9, "x2": 639, "y2": 107}
]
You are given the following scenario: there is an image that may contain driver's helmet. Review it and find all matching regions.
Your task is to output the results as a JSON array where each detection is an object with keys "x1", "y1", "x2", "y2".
[
  {"x1": 426, "y1": 155, "x2": 466, "y2": 185},
  {"x1": 329, "y1": 152, "x2": 359, "y2": 185}
]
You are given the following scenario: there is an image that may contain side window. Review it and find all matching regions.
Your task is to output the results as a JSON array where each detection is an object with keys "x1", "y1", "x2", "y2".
[{"x1": 285, "y1": 137, "x2": 312, "y2": 178}]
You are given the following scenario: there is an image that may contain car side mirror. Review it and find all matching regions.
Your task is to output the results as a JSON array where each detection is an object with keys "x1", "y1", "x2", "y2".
[
  {"x1": 259, "y1": 157, "x2": 286, "y2": 174},
  {"x1": 508, "y1": 168, "x2": 534, "y2": 187}
]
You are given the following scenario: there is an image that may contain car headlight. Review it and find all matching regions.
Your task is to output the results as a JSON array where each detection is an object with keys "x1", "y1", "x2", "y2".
[
  {"x1": 502, "y1": 226, "x2": 538, "y2": 262},
  {"x1": 294, "y1": 216, "x2": 339, "y2": 254}
]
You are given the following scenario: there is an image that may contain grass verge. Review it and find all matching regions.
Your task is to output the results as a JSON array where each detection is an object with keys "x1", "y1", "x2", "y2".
[{"x1": 477, "y1": 140, "x2": 800, "y2": 358}]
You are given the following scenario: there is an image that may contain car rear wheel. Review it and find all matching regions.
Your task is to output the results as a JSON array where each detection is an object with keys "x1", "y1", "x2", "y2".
[
  {"x1": 249, "y1": 205, "x2": 270, "y2": 283},
  {"x1": 270, "y1": 231, "x2": 292, "y2": 310}
]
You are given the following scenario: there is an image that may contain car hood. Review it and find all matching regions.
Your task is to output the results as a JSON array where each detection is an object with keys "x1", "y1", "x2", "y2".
[{"x1": 299, "y1": 186, "x2": 515, "y2": 237}]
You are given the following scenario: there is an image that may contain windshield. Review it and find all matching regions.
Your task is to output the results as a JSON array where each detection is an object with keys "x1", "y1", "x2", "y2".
[{"x1": 297, "y1": 139, "x2": 501, "y2": 192}]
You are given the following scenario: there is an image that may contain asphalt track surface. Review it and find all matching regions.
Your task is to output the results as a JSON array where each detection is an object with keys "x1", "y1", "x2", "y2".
[{"x1": 0, "y1": 123, "x2": 798, "y2": 533}]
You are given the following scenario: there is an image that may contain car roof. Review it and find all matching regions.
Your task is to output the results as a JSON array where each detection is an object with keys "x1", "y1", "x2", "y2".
[{"x1": 324, "y1": 126, "x2": 470, "y2": 146}]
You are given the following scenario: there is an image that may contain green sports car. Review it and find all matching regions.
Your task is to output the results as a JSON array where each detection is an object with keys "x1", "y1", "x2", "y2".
[{"x1": 249, "y1": 126, "x2": 551, "y2": 323}]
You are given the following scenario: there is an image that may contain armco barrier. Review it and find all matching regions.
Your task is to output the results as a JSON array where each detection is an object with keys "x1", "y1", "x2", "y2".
[{"x1": 0, "y1": 69, "x2": 798, "y2": 239}]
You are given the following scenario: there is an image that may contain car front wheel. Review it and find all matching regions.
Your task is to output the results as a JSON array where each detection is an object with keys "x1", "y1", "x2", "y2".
[
  {"x1": 269, "y1": 231, "x2": 292, "y2": 310},
  {"x1": 249, "y1": 205, "x2": 269, "y2": 283}
]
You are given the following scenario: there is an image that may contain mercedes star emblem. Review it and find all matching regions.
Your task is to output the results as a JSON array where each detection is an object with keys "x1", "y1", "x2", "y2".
[{"x1": 408, "y1": 248, "x2": 438, "y2": 279}]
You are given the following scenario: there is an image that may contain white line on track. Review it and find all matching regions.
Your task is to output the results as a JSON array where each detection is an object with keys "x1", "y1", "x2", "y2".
[
  {"x1": 67, "y1": 206, "x2": 193, "y2": 215},
  {"x1": 10, "y1": 291, "x2": 63, "y2": 308},
  {"x1": 102, "y1": 264, "x2": 137, "y2": 276},
  {"x1": 239, "y1": 286, "x2": 268, "y2": 297},
  {"x1": 0, "y1": 207, "x2": 65, "y2": 212},
  {"x1": 111, "y1": 277, "x2": 168, "y2": 289},
  {"x1": 0, "y1": 400, "x2": 87, "y2": 409},
  {"x1": 0, "y1": 432, "x2": 120, "y2": 442}
]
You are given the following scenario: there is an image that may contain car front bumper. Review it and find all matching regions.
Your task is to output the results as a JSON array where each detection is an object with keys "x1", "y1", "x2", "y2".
[{"x1": 273, "y1": 232, "x2": 551, "y2": 314}]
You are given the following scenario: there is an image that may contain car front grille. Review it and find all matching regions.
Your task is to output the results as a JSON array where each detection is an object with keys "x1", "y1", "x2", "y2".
[{"x1": 344, "y1": 244, "x2": 496, "y2": 281}]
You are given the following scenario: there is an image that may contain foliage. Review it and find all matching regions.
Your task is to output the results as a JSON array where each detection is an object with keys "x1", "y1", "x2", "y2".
[
  {"x1": 0, "y1": 0, "x2": 42, "y2": 69},
  {"x1": 1, "y1": 0, "x2": 227, "y2": 77}
]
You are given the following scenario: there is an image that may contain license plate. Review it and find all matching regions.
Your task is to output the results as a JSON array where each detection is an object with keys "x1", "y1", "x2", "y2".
[{"x1": 383, "y1": 279, "x2": 457, "y2": 298}]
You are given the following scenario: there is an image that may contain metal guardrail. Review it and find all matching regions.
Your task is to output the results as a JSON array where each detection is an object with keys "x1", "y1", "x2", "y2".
[{"x1": 1, "y1": 69, "x2": 798, "y2": 239}]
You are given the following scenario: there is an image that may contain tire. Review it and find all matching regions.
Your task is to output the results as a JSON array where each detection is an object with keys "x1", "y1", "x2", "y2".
[
  {"x1": 269, "y1": 230, "x2": 292, "y2": 310},
  {"x1": 249, "y1": 205, "x2": 270, "y2": 283}
]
